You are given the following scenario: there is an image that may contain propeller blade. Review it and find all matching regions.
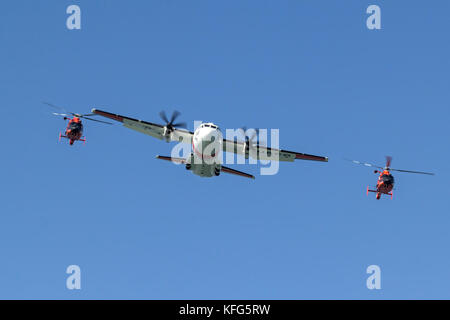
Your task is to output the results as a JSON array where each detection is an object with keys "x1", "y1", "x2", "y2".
[
  {"x1": 240, "y1": 127, "x2": 259, "y2": 142},
  {"x1": 172, "y1": 122, "x2": 187, "y2": 129},
  {"x1": 250, "y1": 128, "x2": 259, "y2": 142},
  {"x1": 389, "y1": 168, "x2": 435, "y2": 175},
  {"x1": 160, "y1": 110, "x2": 185, "y2": 130},
  {"x1": 169, "y1": 110, "x2": 181, "y2": 125},
  {"x1": 159, "y1": 111, "x2": 169, "y2": 124}
]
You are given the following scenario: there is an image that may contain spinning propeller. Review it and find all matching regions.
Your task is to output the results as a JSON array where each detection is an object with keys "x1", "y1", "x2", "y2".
[
  {"x1": 240, "y1": 126, "x2": 260, "y2": 151},
  {"x1": 159, "y1": 110, "x2": 187, "y2": 131},
  {"x1": 346, "y1": 156, "x2": 435, "y2": 175},
  {"x1": 44, "y1": 102, "x2": 113, "y2": 124},
  {"x1": 240, "y1": 126, "x2": 259, "y2": 144}
]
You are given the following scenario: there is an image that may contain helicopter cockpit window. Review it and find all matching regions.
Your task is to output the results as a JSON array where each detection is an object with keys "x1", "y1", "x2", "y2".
[
  {"x1": 382, "y1": 175, "x2": 394, "y2": 184},
  {"x1": 70, "y1": 122, "x2": 81, "y2": 130}
]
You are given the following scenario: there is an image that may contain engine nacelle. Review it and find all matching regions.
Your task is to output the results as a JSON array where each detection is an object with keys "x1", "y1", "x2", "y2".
[
  {"x1": 162, "y1": 126, "x2": 172, "y2": 142},
  {"x1": 214, "y1": 166, "x2": 221, "y2": 176}
]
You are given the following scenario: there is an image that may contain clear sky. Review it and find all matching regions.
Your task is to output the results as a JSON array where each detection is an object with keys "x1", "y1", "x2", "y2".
[{"x1": 0, "y1": 0, "x2": 449, "y2": 299}]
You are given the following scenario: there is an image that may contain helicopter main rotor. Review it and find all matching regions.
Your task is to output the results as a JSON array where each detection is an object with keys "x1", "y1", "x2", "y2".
[
  {"x1": 346, "y1": 156, "x2": 435, "y2": 176},
  {"x1": 44, "y1": 102, "x2": 113, "y2": 125}
]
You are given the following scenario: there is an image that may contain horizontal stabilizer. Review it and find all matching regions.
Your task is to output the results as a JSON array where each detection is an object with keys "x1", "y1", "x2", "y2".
[
  {"x1": 155, "y1": 155, "x2": 186, "y2": 164},
  {"x1": 221, "y1": 166, "x2": 255, "y2": 179}
]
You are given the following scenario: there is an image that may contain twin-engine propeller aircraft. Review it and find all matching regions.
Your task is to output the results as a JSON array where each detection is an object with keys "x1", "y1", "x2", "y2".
[
  {"x1": 348, "y1": 156, "x2": 434, "y2": 199},
  {"x1": 91, "y1": 108, "x2": 328, "y2": 179},
  {"x1": 44, "y1": 102, "x2": 112, "y2": 145}
]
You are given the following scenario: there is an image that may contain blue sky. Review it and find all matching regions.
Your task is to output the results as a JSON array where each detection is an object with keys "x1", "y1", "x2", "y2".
[{"x1": 0, "y1": 0, "x2": 449, "y2": 299}]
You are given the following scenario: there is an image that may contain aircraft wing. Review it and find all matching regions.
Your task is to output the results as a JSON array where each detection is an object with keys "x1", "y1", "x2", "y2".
[
  {"x1": 222, "y1": 139, "x2": 328, "y2": 162},
  {"x1": 91, "y1": 109, "x2": 194, "y2": 143}
]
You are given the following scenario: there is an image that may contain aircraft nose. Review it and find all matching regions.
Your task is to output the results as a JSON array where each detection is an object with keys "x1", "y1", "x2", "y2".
[{"x1": 205, "y1": 128, "x2": 222, "y2": 141}]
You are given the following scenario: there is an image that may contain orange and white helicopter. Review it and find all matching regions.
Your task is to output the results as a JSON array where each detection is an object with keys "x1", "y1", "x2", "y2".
[
  {"x1": 348, "y1": 156, "x2": 434, "y2": 199},
  {"x1": 44, "y1": 102, "x2": 112, "y2": 145}
]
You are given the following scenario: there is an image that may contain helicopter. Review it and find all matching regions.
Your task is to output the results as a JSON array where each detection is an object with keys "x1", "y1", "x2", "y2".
[
  {"x1": 44, "y1": 102, "x2": 112, "y2": 145},
  {"x1": 348, "y1": 156, "x2": 434, "y2": 199}
]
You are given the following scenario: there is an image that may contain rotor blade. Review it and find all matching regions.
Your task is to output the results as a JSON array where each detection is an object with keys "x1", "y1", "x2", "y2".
[
  {"x1": 81, "y1": 116, "x2": 113, "y2": 125},
  {"x1": 44, "y1": 102, "x2": 78, "y2": 117},
  {"x1": 169, "y1": 110, "x2": 181, "y2": 124},
  {"x1": 159, "y1": 111, "x2": 169, "y2": 124},
  {"x1": 52, "y1": 112, "x2": 69, "y2": 117},
  {"x1": 389, "y1": 168, "x2": 435, "y2": 175},
  {"x1": 386, "y1": 156, "x2": 392, "y2": 168},
  {"x1": 345, "y1": 158, "x2": 384, "y2": 169},
  {"x1": 172, "y1": 122, "x2": 187, "y2": 129},
  {"x1": 43, "y1": 101, "x2": 69, "y2": 113}
]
